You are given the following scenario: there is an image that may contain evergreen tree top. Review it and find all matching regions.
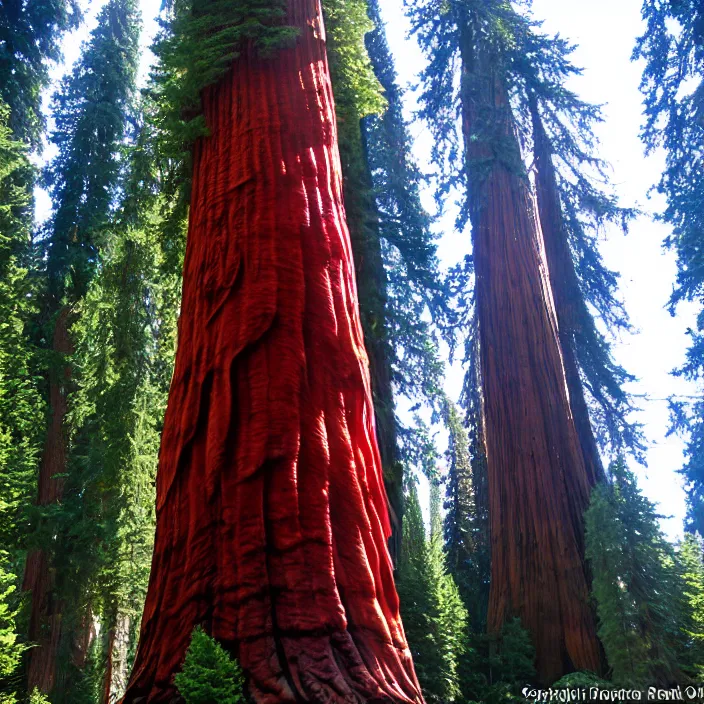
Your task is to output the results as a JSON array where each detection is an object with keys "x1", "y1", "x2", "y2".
[
  {"x1": 42, "y1": 0, "x2": 142, "y2": 305},
  {"x1": 406, "y1": 0, "x2": 639, "y2": 458},
  {"x1": 635, "y1": 0, "x2": 704, "y2": 534},
  {"x1": 634, "y1": 0, "x2": 704, "y2": 307},
  {"x1": 362, "y1": 0, "x2": 445, "y2": 428},
  {"x1": 0, "y1": 0, "x2": 82, "y2": 146}
]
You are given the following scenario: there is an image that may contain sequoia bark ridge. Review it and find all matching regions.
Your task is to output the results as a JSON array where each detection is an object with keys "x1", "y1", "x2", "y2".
[
  {"x1": 530, "y1": 99, "x2": 605, "y2": 489},
  {"x1": 459, "y1": 30, "x2": 602, "y2": 683},
  {"x1": 23, "y1": 306, "x2": 73, "y2": 694},
  {"x1": 122, "y1": 1, "x2": 422, "y2": 702}
]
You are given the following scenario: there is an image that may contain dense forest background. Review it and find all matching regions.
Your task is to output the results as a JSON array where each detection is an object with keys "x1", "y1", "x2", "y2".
[{"x1": 1, "y1": 0, "x2": 704, "y2": 703}]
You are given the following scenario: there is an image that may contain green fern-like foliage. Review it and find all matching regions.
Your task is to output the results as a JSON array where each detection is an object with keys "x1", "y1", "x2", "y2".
[
  {"x1": 0, "y1": 99, "x2": 44, "y2": 562},
  {"x1": 153, "y1": 0, "x2": 297, "y2": 144},
  {"x1": 397, "y1": 482, "x2": 468, "y2": 703},
  {"x1": 174, "y1": 627, "x2": 246, "y2": 704},
  {"x1": 0, "y1": 552, "x2": 20, "y2": 677},
  {"x1": 585, "y1": 458, "x2": 686, "y2": 687},
  {"x1": 27, "y1": 690, "x2": 51, "y2": 704},
  {"x1": 677, "y1": 533, "x2": 704, "y2": 681}
]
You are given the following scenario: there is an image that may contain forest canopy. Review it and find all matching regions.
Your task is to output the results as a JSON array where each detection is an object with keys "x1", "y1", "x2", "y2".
[{"x1": 0, "y1": 0, "x2": 703, "y2": 703}]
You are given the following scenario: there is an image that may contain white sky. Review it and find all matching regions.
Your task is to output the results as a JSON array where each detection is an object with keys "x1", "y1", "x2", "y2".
[{"x1": 40, "y1": 0, "x2": 699, "y2": 540}]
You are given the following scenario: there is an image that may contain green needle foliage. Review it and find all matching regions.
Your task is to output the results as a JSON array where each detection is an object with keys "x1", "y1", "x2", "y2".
[
  {"x1": 0, "y1": 551, "x2": 22, "y2": 704},
  {"x1": 460, "y1": 618, "x2": 536, "y2": 704},
  {"x1": 363, "y1": 0, "x2": 446, "y2": 458},
  {"x1": 635, "y1": 0, "x2": 704, "y2": 537},
  {"x1": 677, "y1": 533, "x2": 704, "y2": 681},
  {"x1": 0, "y1": 100, "x2": 44, "y2": 565},
  {"x1": 323, "y1": 0, "x2": 445, "y2": 554},
  {"x1": 42, "y1": 0, "x2": 141, "y2": 307},
  {"x1": 442, "y1": 396, "x2": 489, "y2": 633},
  {"x1": 397, "y1": 481, "x2": 467, "y2": 703},
  {"x1": 56, "y1": 107, "x2": 184, "y2": 701},
  {"x1": 20, "y1": 2, "x2": 142, "y2": 698},
  {"x1": 0, "y1": 0, "x2": 81, "y2": 147},
  {"x1": 174, "y1": 627, "x2": 245, "y2": 704},
  {"x1": 406, "y1": 0, "x2": 639, "y2": 460},
  {"x1": 0, "y1": 99, "x2": 44, "y2": 704},
  {"x1": 0, "y1": 104, "x2": 42, "y2": 704},
  {"x1": 585, "y1": 458, "x2": 687, "y2": 687}
]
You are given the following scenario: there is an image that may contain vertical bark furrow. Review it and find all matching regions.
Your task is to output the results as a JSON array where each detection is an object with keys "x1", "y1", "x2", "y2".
[
  {"x1": 23, "y1": 305, "x2": 74, "y2": 694},
  {"x1": 122, "y1": 2, "x2": 421, "y2": 701},
  {"x1": 531, "y1": 105, "x2": 605, "y2": 488},
  {"x1": 477, "y1": 165, "x2": 599, "y2": 681},
  {"x1": 459, "y1": 45, "x2": 601, "y2": 681}
]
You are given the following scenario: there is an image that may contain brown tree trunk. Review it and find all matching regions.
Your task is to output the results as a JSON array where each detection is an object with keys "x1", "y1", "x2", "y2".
[
  {"x1": 530, "y1": 99, "x2": 604, "y2": 488},
  {"x1": 23, "y1": 306, "x2": 73, "y2": 694},
  {"x1": 103, "y1": 626, "x2": 116, "y2": 704},
  {"x1": 121, "y1": 1, "x2": 422, "y2": 702},
  {"x1": 459, "y1": 31, "x2": 602, "y2": 683}
]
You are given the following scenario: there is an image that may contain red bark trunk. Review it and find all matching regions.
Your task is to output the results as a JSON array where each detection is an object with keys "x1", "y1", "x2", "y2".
[
  {"x1": 23, "y1": 306, "x2": 73, "y2": 694},
  {"x1": 459, "y1": 41, "x2": 602, "y2": 682},
  {"x1": 121, "y1": 2, "x2": 422, "y2": 702},
  {"x1": 531, "y1": 101, "x2": 605, "y2": 488}
]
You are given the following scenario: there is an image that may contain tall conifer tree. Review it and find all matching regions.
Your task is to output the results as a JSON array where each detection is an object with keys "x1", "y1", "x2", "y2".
[
  {"x1": 397, "y1": 482, "x2": 467, "y2": 704},
  {"x1": 407, "y1": 0, "x2": 609, "y2": 681},
  {"x1": 23, "y1": 2, "x2": 141, "y2": 694},
  {"x1": 408, "y1": 0, "x2": 638, "y2": 682},
  {"x1": 122, "y1": 1, "x2": 423, "y2": 701},
  {"x1": 678, "y1": 533, "x2": 704, "y2": 681},
  {"x1": 0, "y1": 0, "x2": 81, "y2": 147},
  {"x1": 361, "y1": 0, "x2": 445, "y2": 486},
  {"x1": 0, "y1": 100, "x2": 45, "y2": 704},
  {"x1": 635, "y1": 0, "x2": 704, "y2": 537},
  {"x1": 585, "y1": 459, "x2": 687, "y2": 687},
  {"x1": 442, "y1": 396, "x2": 488, "y2": 631},
  {"x1": 323, "y1": 0, "x2": 444, "y2": 560},
  {"x1": 61, "y1": 114, "x2": 183, "y2": 703},
  {"x1": 0, "y1": 3, "x2": 82, "y2": 663}
]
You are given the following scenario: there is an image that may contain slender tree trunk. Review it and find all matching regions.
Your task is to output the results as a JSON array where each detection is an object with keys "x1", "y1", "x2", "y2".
[
  {"x1": 102, "y1": 625, "x2": 116, "y2": 704},
  {"x1": 121, "y1": 1, "x2": 422, "y2": 702},
  {"x1": 23, "y1": 306, "x2": 73, "y2": 694},
  {"x1": 458, "y1": 30, "x2": 602, "y2": 683},
  {"x1": 530, "y1": 99, "x2": 604, "y2": 488},
  {"x1": 102, "y1": 612, "x2": 132, "y2": 704},
  {"x1": 102, "y1": 612, "x2": 131, "y2": 704}
]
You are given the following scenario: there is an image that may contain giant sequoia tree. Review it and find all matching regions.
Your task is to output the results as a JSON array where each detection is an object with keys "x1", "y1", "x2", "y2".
[
  {"x1": 23, "y1": 1, "x2": 140, "y2": 694},
  {"x1": 0, "y1": 0, "x2": 82, "y2": 584},
  {"x1": 522, "y1": 27, "x2": 640, "y2": 473},
  {"x1": 635, "y1": 0, "x2": 704, "y2": 537},
  {"x1": 63, "y1": 116, "x2": 183, "y2": 703},
  {"x1": 406, "y1": 0, "x2": 639, "y2": 682},
  {"x1": 461, "y1": 28, "x2": 600, "y2": 681},
  {"x1": 122, "y1": 1, "x2": 422, "y2": 701}
]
